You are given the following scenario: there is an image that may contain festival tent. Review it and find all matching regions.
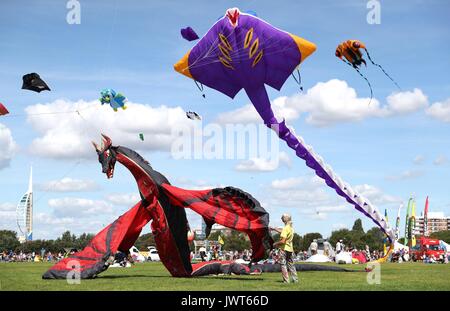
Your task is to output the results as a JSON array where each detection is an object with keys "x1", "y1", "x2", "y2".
[
  {"x1": 306, "y1": 254, "x2": 332, "y2": 263},
  {"x1": 335, "y1": 252, "x2": 352, "y2": 264},
  {"x1": 352, "y1": 252, "x2": 367, "y2": 264}
]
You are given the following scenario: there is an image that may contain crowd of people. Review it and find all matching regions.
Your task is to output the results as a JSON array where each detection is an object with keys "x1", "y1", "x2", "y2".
[{"x1": 0, "y1": 249, "x2": 76, "y2": 263}]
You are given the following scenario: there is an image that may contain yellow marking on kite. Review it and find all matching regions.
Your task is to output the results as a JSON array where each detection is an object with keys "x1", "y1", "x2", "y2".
[
  {"x1": 244, "y1": 28, "x2": 254, "y2": 49},
  {"x1": 249, "y1": 38, "x2": 259, "y2": 58},
  {"x1": 218, "y1": 44, "x2": 232, "y2": 62},
  {"x1": 252, "y1": 50, "x2": 264, "y2": 67},
  {"x1": 219, "y1": 34, "x2": 233, "y2": 51},
  {"x1": 219, "y1": 56, "x2": 234, "y2": 69}
]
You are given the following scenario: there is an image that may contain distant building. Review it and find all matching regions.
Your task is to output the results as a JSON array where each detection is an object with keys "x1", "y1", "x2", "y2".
[
  {"x1": 16, "y1": 167, "x2": 33, "y2": 243},
  {"x1": 414, "y1": 212, "x2": 450, "y2": 236},
  {"x1": 193, "y1": 223, "x2": 233, "y2": 241},
  {"x1": 209, "y1": 224, "x2": 232, "y2": 236}
]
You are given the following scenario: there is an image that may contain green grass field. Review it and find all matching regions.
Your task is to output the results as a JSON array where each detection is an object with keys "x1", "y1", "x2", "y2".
[{"x1": 0, "y1": 262, "x2": 449, "y2": 291}]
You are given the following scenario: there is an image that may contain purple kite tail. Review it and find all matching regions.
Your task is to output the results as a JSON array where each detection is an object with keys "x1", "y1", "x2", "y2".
[{"x1": 266, "y1": 117, "x2": 396, "y2": 243}]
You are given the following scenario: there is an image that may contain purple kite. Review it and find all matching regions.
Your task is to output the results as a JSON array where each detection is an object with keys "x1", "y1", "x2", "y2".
[
  {"x1": 174, "y1": 8, "x2": 395, "y2": 245},
  {"x1": 181, "y1": 26, "x2": 199, "y2": 41}
]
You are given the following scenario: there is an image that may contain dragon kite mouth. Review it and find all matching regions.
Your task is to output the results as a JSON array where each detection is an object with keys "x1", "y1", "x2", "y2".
[{"x1": 106, "y1": 167, "x2": 114, "y2": 179}]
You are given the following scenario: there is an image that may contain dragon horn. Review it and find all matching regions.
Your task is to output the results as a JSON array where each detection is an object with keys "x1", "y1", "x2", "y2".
[
  {"x1": 91, "y1": 141, "x2": 100, "y2": 152},
  {"x1": 101, "y1": 133, "x2": 112, "y2": 149}
]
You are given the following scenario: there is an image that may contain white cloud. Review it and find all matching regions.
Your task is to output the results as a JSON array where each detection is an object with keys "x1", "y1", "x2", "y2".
[
  {"x1": 290, "y1": 79, "x2": 388, "y2": 126},
  {"x1": 386, "y1": 88, "x2": 428, "y2": 114},
  {"x1": 265, "y1": 175, "x2": 400, "y2": 224},
  {"x1": 271, "y1": 175, "x2": 324, "y2": 190},
  {"x1": 0, "y1": 202, "x2": 15, "y2": 211},
  {"x1": 48, "y1": 197, "x2": 114, "y2": 218},
  {"x1": 34, "y1": 212, "x2": 75, "y2": 226},
  {"x1": 37, "y1": 177, "x2": 99, "y2": 192},
  {"x1": 310, "y1": 212, "x2": 328, "y2": 220},
  {"x1": 426, "y1": 98, "x2": 450, "y2": 123},
  {"x1": 0, "y1": 202, "x2": 16, "y2": 231},
  {"x1": 216, "y1": 104, "x2": 259, "y2": 125},
  {"x1": 267, "y1": 175, "x2": 330, "y2": 208},
  {"x1": 33, "y1": 212, "x2": 107, "y2": 239},
  {"x1": 0, "y1": 123, "x2": 17, "y2": 169},
  {"x1": 315, "y1": 205, "x2": 350, "y2": 213},
  {"x1": 433, "y1": 155, "x2": 448, "y2": 166},
  {"x1": 234, "y1": 152, "x2": 291, "y2": 172},
  {"x1": 354, "y1": 184, "x2": 402, "y2": 206},
  {"x1": 105, "y1": 193, "x2": 140, "y2": 206},
  {"x1": 413, "y1": 155, "x2": 425, "y2": 165},
  {"x1": 172, "y1": 177, "x2": 222, "y2": 190},
  {"x1": 386, "y1": 169, "x2": 424, "y2": 181},
  {"x1": 26, "y1": 99, "x2": 193, "y2": 159},
  {"x1": 216, "y1": 80, "x2": 428, "y2": 127}
]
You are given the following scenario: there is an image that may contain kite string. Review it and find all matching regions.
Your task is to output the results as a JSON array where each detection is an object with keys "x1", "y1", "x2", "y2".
[
  {"x1": 184, "y1": 16, "x2": 296, "y2": 72},
  {"x1": 364, "y1": 48, "x2": 401, "y2": 90},
  {"x1": 291, "y1": 68, "x2": 303, "y2": 92},
  {"x1": 32, "y1": 105, "x2": 103, "y2": 205},
  {"x1": 2, "y1": 103, "x2": 98, "y2": 118},
  {"x1": 187, "y1": 25, "x2": 300, "y2": 70},
  {"x1": 184, "y1": 21, "x2": 228, "y2": 71},
  {"x1": 342, "y1": 59, "x2": 374, "y2": 106}
]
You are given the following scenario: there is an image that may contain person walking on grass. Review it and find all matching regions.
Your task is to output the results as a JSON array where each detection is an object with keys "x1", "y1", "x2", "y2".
[{"x1": 270, "y1": 214, "x2": 298, "y2": 283}]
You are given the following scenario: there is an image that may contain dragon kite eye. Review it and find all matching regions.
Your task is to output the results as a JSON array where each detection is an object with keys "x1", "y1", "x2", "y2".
[
  {"x1": 335, "y1": 50, "x2": 341, "y2": 57},
  {"x1": 353, "y1": 41, "x2": 360, "y2": 49}
]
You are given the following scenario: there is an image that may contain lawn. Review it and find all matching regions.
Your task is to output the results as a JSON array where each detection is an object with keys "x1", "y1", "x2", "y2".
[{"x1": 0, "y1": 262, "x2": 449, "y2": 291}]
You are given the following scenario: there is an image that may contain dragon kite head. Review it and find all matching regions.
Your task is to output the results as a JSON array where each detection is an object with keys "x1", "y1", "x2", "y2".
[{"x1": 92, "y1": 133, "x2": 116, "y2": 179}]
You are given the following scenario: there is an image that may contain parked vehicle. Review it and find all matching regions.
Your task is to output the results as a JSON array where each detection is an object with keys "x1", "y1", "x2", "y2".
[
  {"x1": 410, "y1": 237, "x2": 445, "y2": 262},
  {"x1": 129, "y1": 246, "x2": 146, "y2": 262},
  {"x1": 147, "y1": 247, "x2": 160, "y2": 261}
]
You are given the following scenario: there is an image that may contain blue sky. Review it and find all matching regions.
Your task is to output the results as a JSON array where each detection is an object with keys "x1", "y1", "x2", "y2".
[{"x1": 0, "y1": 0, "x2": 449, "y2": 241}]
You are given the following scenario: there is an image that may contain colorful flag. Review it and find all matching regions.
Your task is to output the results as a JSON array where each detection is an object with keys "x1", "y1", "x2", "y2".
[
  {"x1": 218, "y1": 235, "x2": 224, "y2": 245},
  {"x1": 404, "y1": 198, "x2": 412, "y2": 245},
  {"x1": 424, "y1": 196, "x2": 429, "y2": 236},
  {"x1": 383, "y1": 209, "x2": 388, "y2": 255},
  {"x1": 395, "y1": 203, "x2": 402, "y2": 240},
  {"x1": 410, "y1": 199, "x2": 416, "y2": 247}
]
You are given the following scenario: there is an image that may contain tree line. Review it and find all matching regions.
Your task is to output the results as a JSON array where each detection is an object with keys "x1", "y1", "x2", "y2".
[{"x1": 2, "y1": 218, "x2": 449, "y2": 253}]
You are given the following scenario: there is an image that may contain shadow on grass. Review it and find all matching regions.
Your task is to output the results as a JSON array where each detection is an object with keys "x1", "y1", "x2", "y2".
[
  {"x1": 98, "y1": 274, "x2": 168, "y2": 279},
  {"x1": 211, "y1": 276, "x2": 264, "y2": 281},
  {"x1": 97, "y1": 274, "x2": 264, "y2": 281}
]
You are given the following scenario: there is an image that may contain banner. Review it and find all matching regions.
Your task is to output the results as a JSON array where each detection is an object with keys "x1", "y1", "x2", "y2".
[
  {"x1": 424, "y1": 196, "x2": 429, "y2": 237},
  {"x1": 404, "y1": 198, "x2": 412, "y2": 245}
]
